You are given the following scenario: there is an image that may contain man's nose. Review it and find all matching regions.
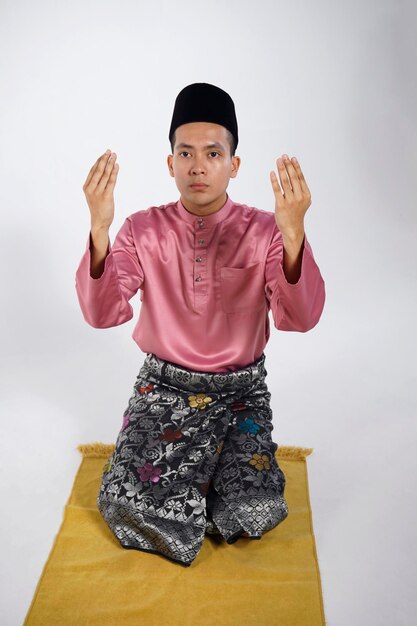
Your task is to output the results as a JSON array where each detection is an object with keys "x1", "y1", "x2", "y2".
[{"x1": 190, "y1": 157, "x2": 206, "y2": 174}]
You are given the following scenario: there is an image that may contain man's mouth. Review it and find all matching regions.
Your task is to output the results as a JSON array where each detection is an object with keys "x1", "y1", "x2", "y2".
[{"x1": 190, "y1": 184, "x2": 209, "y2": 189}]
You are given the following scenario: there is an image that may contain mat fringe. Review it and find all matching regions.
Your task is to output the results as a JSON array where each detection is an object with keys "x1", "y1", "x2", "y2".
[
  {"x1": 77, "y1": 442, "x2": 313, "y2": 461},
  {"x1": 77, "y1": 443, "x2": 116, "y2": 458},
  {"x1": 276, "y1": 446, "x2": 313, "y2": 460}
]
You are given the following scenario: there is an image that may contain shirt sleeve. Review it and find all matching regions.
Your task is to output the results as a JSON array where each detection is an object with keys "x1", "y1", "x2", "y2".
[
  {"x1": 75, "y1": 215, "x2": 144, "y2": 328},
  {"x1": 264, "y1": 225, "x2": 326, "y2": 332}
]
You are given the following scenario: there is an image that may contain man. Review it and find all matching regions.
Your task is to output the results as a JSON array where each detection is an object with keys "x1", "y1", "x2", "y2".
[{"x1": 75, "y1": 83, "x2": 325, "y2": 566}]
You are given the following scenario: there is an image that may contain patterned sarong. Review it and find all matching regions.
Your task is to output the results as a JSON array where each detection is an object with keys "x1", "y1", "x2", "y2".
[{"x1": 97, "y1": 352, "x2": 289, "y2": 566}]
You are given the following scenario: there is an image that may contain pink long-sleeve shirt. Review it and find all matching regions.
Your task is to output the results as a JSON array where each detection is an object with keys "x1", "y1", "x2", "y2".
[{"x1": 75, "y1": 194, "x2": 325, "y2": 372}]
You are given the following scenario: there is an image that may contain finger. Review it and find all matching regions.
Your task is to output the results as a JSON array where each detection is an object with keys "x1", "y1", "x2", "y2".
[
  {"x1": 270, "y1": 169, "x2": 284, "y2": 202},
  {"x1": 290, "y1": 157, "x2": 311, "y2": 198},
  {"x1": 96, "y1": 153, "x2": 118, "y2": 194},
  {"x1": 282, "y1": 156, "x2": 303, "y2": 197},
  {"x1": 83, "y1": 150, "x2": 112, "y2": 190},
  {"x1": 83, "y1": 150, "x2": 110, "y2": 190},
  {"x1": 276, "y1": 157, "x2": 293, "y2": 196},
  {"x1": 104, "y1": 160, "x2": 119, "y2": 192},
  {"x1": 87, "y1": 151, "x2": 115, "y2": 193}
]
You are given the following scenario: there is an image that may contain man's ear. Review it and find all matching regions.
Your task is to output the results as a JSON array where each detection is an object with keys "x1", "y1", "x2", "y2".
[
  {"x1": 167, "y1": 154, "x2": 174, "y2": 177},
  {"x1": 230, "y1": 156, "x2": 241, "y2": 178}
]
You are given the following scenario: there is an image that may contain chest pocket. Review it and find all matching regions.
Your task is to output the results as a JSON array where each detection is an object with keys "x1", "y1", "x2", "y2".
[{"x1": 220, "y1": 262, "x2": 266, "y2": 314}]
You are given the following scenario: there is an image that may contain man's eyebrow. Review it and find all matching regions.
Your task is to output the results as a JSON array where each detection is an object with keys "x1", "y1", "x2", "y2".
[{"x1": 175, "y1": 142, "x2": 226, "y2": 151}]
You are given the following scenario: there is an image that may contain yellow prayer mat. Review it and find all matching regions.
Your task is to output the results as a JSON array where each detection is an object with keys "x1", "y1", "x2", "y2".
[{"x1": 23, "y1": 443, "x2": 326, "y2": 626}]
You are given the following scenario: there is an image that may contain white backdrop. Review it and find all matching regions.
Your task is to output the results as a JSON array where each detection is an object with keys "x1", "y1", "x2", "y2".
[{"x1": 1, "y1": 1, "x2": 416, "y2": 624}]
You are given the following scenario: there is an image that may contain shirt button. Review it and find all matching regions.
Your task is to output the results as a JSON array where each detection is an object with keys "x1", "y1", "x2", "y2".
[
  {"x1": 195, "y1": 275, "x2": 202, "y2": 282},
  {"x1": 196, "y1": 256, "x2": 203, "y2": 262},
  {"x1": 198, "y1": 239, "x2": 205, "y2": 245}
]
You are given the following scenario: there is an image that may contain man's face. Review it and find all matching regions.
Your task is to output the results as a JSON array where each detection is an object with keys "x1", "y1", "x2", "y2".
[{"x1": 167, "y1": 122, "x2": 240, "y2": 213}]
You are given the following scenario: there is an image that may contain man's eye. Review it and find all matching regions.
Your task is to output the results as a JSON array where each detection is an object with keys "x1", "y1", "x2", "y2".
[
  {"x1": 209, "y1": 152, "x2": 220, "y2": 157},
  {"x1": 179, "y1": 152, "x2": 189, "y2": 157}
]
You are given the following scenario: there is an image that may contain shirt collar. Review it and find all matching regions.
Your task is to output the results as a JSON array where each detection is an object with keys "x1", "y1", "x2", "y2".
[{"x1": 176, "y1": 193, "x2": 234, "y2": 226}]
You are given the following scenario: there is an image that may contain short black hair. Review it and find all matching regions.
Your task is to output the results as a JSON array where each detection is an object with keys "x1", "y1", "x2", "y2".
[{"x1": 170, "y1": 128, "x2": 236, "y2": 158}]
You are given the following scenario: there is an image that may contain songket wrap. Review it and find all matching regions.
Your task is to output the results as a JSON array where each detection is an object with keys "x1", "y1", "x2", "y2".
[{"x1": 97, "y1": 352, "x2": 289, "y2": 566}]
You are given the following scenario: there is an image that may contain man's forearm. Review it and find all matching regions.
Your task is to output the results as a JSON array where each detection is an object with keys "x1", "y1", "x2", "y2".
[
  {"x1": 282, "y1": 230, "x2": 305, "y2": 284},
  {"x1": 89, "y1": 226, "x2": 110, "y2": 278}
]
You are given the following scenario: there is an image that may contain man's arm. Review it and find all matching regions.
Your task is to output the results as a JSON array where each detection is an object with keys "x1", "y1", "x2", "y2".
[
  {"x1": 82, "y1": 149, "x2": 116, "y2": 279},
  {"x1": 266, "y1": 154, "x2": 325, "y2": 330},
  {"x1": 270, "y1": 154, "x2": 310, "y2": 285},
  {"x1": 75, "y1": 149, "x2": 144, "y2": 328},
  {"x1": 270, "y1": 153, "x2": 320, "y2": 290}
]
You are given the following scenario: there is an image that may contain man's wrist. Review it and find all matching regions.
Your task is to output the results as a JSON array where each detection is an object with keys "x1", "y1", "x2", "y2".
[
  {"x1": 282, "y1": 232, "x2": 305, "y2": 257},
  {"x1": 91, "y1": 224, "x2": 110, "y2": 235},
  {"x1": 280, "y1": 222, "x2": 305, "y2": 244},
  {"x1": 280, "y1": 227, "x2": 305, "y2": 284}
]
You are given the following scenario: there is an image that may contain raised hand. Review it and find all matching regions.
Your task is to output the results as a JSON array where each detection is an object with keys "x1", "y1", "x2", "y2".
[
  {"x1": 269, "y1": 154, "x2": 311, "y2": 240},
  {"x1": 269, "y1": 154, "x2": 312, "y2": 283},
  {"x1": 83, "y1": 149, "x2": 119, "y2": 230}
]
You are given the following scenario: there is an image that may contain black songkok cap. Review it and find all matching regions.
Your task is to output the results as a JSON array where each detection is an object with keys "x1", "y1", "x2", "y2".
[{"x1": 169, "y1": 83, "x2": 238, "y2": 150}]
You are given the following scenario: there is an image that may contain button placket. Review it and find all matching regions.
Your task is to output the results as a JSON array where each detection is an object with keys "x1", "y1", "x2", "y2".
[{"x1": 194, "y1": 219, "x2": 207, "y2": 299}]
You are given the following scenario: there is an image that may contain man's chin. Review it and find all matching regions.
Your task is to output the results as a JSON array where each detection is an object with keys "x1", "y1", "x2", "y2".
[{"x1": 183, "y1": 192, "x2": 214, "y2": 205}]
